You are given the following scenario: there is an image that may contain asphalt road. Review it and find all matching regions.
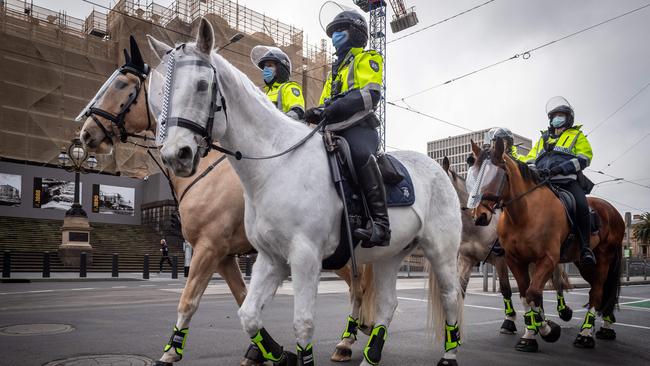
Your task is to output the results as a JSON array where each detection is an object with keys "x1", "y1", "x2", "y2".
[{"x1": 1, "y1": 278, "x2": 649, "y2": 366}]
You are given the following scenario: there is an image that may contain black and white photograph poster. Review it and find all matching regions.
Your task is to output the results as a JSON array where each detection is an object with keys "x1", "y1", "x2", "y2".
[
  {"x1": 0, "y1": 173, "x2": 21, "y2": 206},
  {"x1": 33, "y1": 177, "x2": 81, "y2": 210},
  {"x1": 94, "y1": 184, "x2": 135, "y2": 216}
]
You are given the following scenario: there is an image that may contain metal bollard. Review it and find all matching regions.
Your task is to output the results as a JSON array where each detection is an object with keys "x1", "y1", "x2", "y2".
[
  {"x1": 43, "y1": 252, "x2": 50, "y2": 278},
  {"x1": 245, "y1": 256, "x2": 252, "y2": 277},
  {"x1": 111, "y1": 254, "x2": 118, "y2": 278},
  {"x1": 2, "y1": 251, "x2": 10, "y2": 278},
  {"x1": 626, "y1": 258, "x2": 630, "y2": 282},
  {"x1": 482, "y1": 262, "x2": 488, "y2": 292},
  {"x1": 171, "y1": 256, "x2": 178, "y2": 279},
  {"x1": 143, "y1": 254, "x2": 149, "y2": 279},
  {"x1": 79, "y1": 252, "x2": 87, "y2": 278},
  {"x1": 644, "y1": 259, "x2": 647, "y2": 281},
  {"x1": 492, "y1": 264, "x2": 497, "y2": 292}
]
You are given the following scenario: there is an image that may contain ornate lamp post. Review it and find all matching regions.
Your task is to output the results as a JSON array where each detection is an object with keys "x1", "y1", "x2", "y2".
[{"x1": 57, "y1": 137, "x2": 98, "y2": 267}]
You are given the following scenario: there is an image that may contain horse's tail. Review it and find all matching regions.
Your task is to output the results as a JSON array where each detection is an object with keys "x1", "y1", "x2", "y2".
[
  {"x1": 600, "y1": 248, "x2": 622, "y2": 316},
  {"x1": 358, "y1": 264, "x2": 376, "y2": 329},
  {"x1": 426, "y1": 261, "x2": 464, "y2": 346}
]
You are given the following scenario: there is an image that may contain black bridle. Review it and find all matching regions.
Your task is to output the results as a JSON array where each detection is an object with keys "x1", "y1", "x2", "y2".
[
  {"x1": 160, "y1": 44, "x2": 326, "y2": 162},
  {"x1": 87, "y1": 65, "x2": 154, "y2": 144}
]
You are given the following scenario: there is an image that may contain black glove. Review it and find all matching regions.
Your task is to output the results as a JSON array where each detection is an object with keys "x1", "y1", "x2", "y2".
[
  {"x1": 549, "y1": 166, "x2": 563, "y2": 176},
  {"x1": 537, "y1": 168, "x2": 551, "y2": 179},
  {"x1": 304, "y1": 107, "x2": 325, "y2": 124}
]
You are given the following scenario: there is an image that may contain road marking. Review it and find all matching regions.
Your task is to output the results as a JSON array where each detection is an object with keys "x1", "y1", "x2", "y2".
[
  {"x1": 111, "y1": 286, "x2": 127, "y2": 289},
  {"x1": 397, "y1": 296, "x2": 650, "y2": 330},
  {"x1": 0, "y1": 289, "x2": 55, "y2": 295},
  {"x1": 139, "y1": 284, "x2": 156, "y2": 287},
  {"x1": 69, "y1": 287, "x2": 95, "y2": 291}
]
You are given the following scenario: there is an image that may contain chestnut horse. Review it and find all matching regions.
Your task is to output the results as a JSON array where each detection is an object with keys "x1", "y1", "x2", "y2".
[
  {"x1": 78, "y1": 37, "x2": 373, "y2": 366},
  {"x1": 468, "y1": 138, "x2": 624, "y2": 353},
  {"x1": 441, "y1": 157, "x2": 573, "y2": 335}
]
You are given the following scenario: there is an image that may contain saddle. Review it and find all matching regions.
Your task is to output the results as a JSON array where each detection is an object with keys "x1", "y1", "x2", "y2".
[
  {"x1": 321, "y1": 134, "x2": 415, "y2": 270},
  {"x1": 550, "y1": 185, "x2": 600, "y2": 262}
]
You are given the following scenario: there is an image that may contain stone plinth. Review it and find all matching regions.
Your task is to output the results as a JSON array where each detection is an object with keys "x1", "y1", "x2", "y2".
[{"x1": 59, "y1": 215, "x2": 93, "y2": 267}]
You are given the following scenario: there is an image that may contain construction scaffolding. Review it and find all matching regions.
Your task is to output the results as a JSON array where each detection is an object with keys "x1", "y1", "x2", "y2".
[{"x1": 0, "y1": 0, "x2": 330, "y2": 177}]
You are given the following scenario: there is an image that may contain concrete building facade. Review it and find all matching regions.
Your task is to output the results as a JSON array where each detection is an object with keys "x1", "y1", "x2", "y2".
[{"x1": 427, "y1": 128, "x2": 533, "y2": 178}]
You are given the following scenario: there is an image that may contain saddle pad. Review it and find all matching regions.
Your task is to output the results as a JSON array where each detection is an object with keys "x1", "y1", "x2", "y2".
[{"x1": 322, "y1": 154, "x2": 415, "y2": 270}]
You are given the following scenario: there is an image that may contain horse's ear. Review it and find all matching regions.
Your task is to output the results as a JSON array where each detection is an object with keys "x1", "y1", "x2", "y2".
[
  {"x1": 129, "y1": 35, "x2": 145, "y2": 70},
  {"x1": 470, "y1": 139, "x2": 481, "y2": 158},
  {"x1": 442, "y1": 156, "x2": 450, "y2": 172},
  {"x1": 493, "y1": 136, "x2": 505, "y2": 161},
  {"x1": 123, "y1": 48, "x2": 131, "y2": 64},
  {"x1": 196, "y1": 17, "x2": 215, "y2": 54},
  {"x1": 147, "y1": 34, "x2": 172, "y2": 62}
]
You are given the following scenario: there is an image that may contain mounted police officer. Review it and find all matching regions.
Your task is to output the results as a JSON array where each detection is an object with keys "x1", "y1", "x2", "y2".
[
  {"x1": 251, "y1": 46, "x2": 305, "y2": 120},
  {"x1": 484, "y1": 127, "x2": 527, "y2": 161},
  {"x1": 521, "y1": 96, "x2": 596, "y2": 266},
  {"x1": 305, "y1": 5, "x2": 389, "y2": 247}
]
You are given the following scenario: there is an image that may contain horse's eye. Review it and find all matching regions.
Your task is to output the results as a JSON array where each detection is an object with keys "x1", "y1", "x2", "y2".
[{"x1": 197, "y1": 80, "x2": 209, "y2": 92}]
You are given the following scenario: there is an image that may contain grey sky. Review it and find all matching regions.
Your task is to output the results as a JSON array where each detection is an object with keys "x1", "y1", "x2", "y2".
[{"x1": 34, "y1": 0, "x2": 650, "y2": 214}]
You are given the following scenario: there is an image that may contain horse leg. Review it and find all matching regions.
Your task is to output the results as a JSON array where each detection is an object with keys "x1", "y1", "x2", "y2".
[
  {"x1": 157, "y1": 243, "x2": 220, "y2": 365},
  {"x1": 506, "y1": 258, "x2": 539, "y2": 352},
  {"x1": 359, "y1": 256, "x2": 403, "y2": 366},
  {"x1": 551, "y1": 264, "x2": 573, "y2": 322},
  {"x1": 238, "y1": 253, "x2": 291, "y2": 365},
  {"x1": 331, "y1": 265, "x2": 364, "y2": 362},
  {"x1": 574, "y1": 254, "x2": 610, "y2": 349},
  {"x1": 524, "y1": 258, "x2": 561, "y2": 348},
  {"x1": 216, "y1": 255, "x2": 247, "y2": 306},
  {"x1": 289, "y1": 246, "x2": 323, "y2": 366},
  {"x1": 492, "y1": 256, "x2": 517, "y2": 334},
  {"x1": 421, "y1": 240, "x2": 463, "y2": 366},
  {"x1": 457, "y1": 254, "x2": 473, "y2": 297}
]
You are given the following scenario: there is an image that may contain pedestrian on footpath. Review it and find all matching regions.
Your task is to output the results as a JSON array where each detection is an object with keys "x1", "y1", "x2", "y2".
[
  {"x1": 159, "y1": 239, "x2": 172, "y2": 273},
  {"x1": 183, "y1": 240, "x2": 193, "y2": 277}
]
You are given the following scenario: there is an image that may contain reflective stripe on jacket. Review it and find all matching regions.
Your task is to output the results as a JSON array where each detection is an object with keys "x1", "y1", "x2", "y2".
[{"x1": 319, "y1": 47, "x2": 383, "y2": 131}]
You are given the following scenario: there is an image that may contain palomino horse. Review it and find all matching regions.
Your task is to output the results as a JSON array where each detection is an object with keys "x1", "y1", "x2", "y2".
[
  {"x1": 441, "y1": 157, "x2": 573, "y2": 334},
  {"x1": 78, "y1": 36, "x2": 374, "y2": 366},
  {"x1": 148, "y1": 18, "x2": 464, "y2": 366},
  {"x1": 468, "y1": 138, "x2": 624, "y2": 352}
]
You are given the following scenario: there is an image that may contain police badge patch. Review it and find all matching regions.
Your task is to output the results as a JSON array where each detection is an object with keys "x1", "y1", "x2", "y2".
[
  {"x1": 292, "y1": 87, "x2": 301, "y2": 97},
  {"x1": 369, "y1": 59, "x2": 379, "y2": 72}
]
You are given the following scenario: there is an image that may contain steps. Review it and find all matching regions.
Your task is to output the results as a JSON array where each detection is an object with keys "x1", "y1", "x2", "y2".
[{"x1": 0, "y1": 216, "x2": 184, "y2": 273}]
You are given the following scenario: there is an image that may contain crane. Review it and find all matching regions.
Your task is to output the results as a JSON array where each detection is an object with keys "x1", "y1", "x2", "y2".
[{"x1": 353, "y1": 0, "x2": 418, "y2": 150}]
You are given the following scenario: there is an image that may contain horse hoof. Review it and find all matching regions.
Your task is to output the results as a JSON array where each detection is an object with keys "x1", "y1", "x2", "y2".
[
  {"x1": 540, "y1": 320, "x2": 561, "y2": 343},
  {"x1": 436, "y1": 358, "x2": 458, "y2": 366},
  {"x1": 595, "y1": 327, "x2": 616, "y2": 340},
  {"x1": 558, "y1": 307, "x2": 573, "y2": 322},
  {"x1": 500, "y1": 319, "x2": 517, "y2": 334},
  {"x1": 515, "y1": 338, "x2": 539, "y2": 352},
  {"x1": 330, "y1": 345, "x2": 352, "y2": 362},
  {"x1": 154, "y1": 362, "x2": 174, "y2": 366},
  {"x1": 573, "y1": 335, "x2": 595, "y2": 349},
  {"x1": 273, "y1": 351, "x2": 297, "y2": 366}
]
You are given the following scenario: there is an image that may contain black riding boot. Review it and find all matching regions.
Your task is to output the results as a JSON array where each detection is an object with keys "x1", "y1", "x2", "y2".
[{"x1": 354, "y1": 156, "x2": 391, "y2": 248}]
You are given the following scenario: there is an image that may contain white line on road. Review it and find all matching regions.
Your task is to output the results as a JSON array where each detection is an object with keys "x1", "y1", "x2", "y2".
[
  {"x1": 111, "y1": 286, "x2": 127, "y2": 289},
  {"x1": 139, "y1": 284, "x2": 156, "y2": 287},
  {"x1": 397, "y1": 296, "x2": 650, "y2": 330}
]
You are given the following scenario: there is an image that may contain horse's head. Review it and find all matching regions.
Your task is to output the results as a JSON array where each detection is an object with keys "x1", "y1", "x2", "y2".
[
  {"x1": 147, "y1": 18, "x2": 228, "y2": 177},
  {"x1": 466, "y1": 137, "x2": 508, "y2": 226},
  {"x1": 78, "y1": 36, "x2": 152, "y2": 154}
]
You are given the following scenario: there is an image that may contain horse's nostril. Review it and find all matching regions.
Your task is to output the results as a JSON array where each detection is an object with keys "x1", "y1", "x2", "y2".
[{"x1": 177, "y1": 146, "x2": 192, "y2": 161}]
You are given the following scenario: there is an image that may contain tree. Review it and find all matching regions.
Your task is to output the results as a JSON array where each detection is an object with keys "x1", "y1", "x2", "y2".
[{"x1": 633, "y1": 212, "x2": 650, "y2": 244}]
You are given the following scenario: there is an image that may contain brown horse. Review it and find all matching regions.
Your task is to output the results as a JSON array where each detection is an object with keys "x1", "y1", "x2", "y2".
[
  {"x1": 468, "y1": 138, "x2": 624, "y2": 353},
  {"x1": 441, "y1": 157, "x2": 573, "y2": 335},
  {"x1": 78, "y1": 37, "x2": 374, "y2": 366}
]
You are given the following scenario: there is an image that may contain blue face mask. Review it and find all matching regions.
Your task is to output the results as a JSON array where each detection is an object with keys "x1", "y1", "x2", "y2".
[
  {"x1": 550, "y1": 115, "x2": 567, "y2": 128},
  {"x1": 332, "y1": 31, "x2": 349, "y2": 50},
  {"x1": 262, "y1": 66, "x2": 275, "y2": 84}
]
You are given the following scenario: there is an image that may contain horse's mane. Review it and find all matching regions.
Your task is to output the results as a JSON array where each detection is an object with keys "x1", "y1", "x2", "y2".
[{"x1": 507, "y1": 155, "x2": 541, "y2": 184}]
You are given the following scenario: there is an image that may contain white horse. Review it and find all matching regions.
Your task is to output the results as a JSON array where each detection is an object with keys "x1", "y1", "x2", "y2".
[{"x1": 147, "y1": 18, "x2": 464, "y2": 366}]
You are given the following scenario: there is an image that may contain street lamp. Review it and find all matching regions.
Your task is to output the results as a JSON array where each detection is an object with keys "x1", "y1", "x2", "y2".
[
  {"x1": 56, "y1": 136, "x2": 97, "y2": 267},
  {"x1": 57, "y1": 137, "x2": 97, "y2": 218}
]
